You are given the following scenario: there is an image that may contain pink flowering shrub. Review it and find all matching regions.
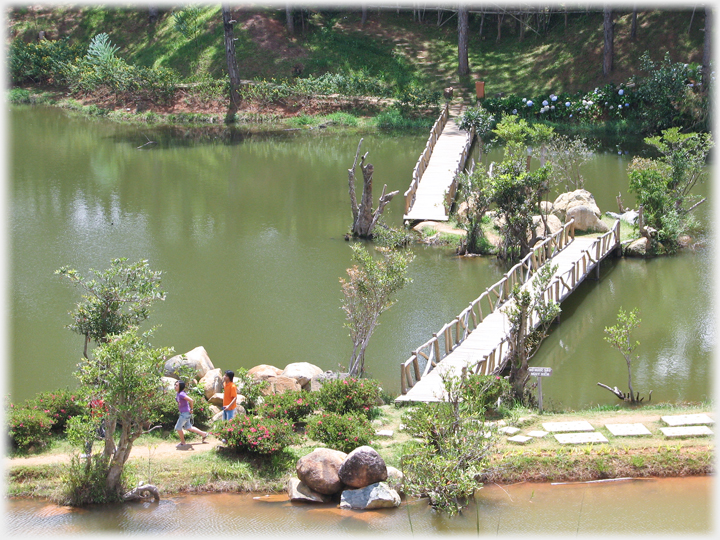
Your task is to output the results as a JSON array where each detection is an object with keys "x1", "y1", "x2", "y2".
[
  {"x1": 256, "y1": 390, "x2": 316, "y2": 423},
  {"x1": 305, "y1": 412, "x2": 373, "y2": 453},
  {"x1": 26, "y1": 388, "x2": 85, "y2": 432},
  {"x1": 212, "y1": 414, "x2": 296, "y2": 455},
  {"x1": 316, "y1": 377, "x2": 381, "y2": 419},
  {"x1": 8, "y1": 406, "x2": 55, "y2": 450}
]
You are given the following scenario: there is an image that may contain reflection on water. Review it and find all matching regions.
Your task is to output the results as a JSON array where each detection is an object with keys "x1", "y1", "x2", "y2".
[{"x1": 7, "y1": 476, "x2": 713, "y2": 536}]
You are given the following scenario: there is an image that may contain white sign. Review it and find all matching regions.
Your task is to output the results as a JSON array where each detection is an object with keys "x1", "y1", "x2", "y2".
[{"x1": 529, "y1": 367, "x2": 552, "y2": 377}]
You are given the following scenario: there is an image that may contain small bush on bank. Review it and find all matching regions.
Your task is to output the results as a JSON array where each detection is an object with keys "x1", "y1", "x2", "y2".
[
  {"x1": 375, "y1": 108, "x2": 434, "y2": 130},
  {"x1": 316, "y1": 377, "x2": 381, "y2": 418},
  {"x1": 25, "y1": 388, "x2": 86, "y2": 433},
  {"x1": 213, "y1": 414, "x2": 296, "y2": 455},
  {"x1": 7, "y1": 406, "x2": 56, "y2": 451},
  {"x1": 256, "y1": 390, "x2": 316, "y2": 423},
  {"x1": 62, "y1": 454, "x2": 119, "y2": 506},
  {"x1": 305, "y1": 411, "x2": 374, "y2": 453}
]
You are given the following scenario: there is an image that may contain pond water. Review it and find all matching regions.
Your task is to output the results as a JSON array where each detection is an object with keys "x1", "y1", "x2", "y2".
[
  {"x1": 7, "y1": 105, "x2": 713, "y2": 409},
  {"x1": 6, "y1": 476, "x2": 714, "y2": 535}
]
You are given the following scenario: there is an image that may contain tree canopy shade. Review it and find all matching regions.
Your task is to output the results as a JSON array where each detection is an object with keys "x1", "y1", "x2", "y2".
[{"x1": 55, "y1": 258, "x2": 166, "y2": 358}]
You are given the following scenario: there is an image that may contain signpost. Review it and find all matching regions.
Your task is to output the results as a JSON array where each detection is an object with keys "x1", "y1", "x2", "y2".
[{"x1": 528, "y1": 367, "x2": 552, "y2": 412}]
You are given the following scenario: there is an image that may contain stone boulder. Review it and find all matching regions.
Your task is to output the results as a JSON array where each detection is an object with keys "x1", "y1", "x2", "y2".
[
  {"x1": 385, "y1": 466, "x2": 405, "y2": 493},
  {"x1": 281, "y1": 362, "x2": 324, "y2": 388},
  {"x1": 164, "y1": 346, "x2": 214, "y2": 380},
  {"x1": 625, "y1": 237, "x2": 649, "y2": 257},
  {"x1": 566, "y1": 205, "x2": 610, "y2": 233},
  {"x1": 296, "y1": 448, "x2": 348, "y2": 495},
  {"x1": 606, "y1": 209, "x2": 639, "y2": 225},
  {"x1": 338, "y1": 446, "x2": 388, "y2": 489},
  {"x1": 552, "y1": 189, "x2": 601, "y2": 222},
  {"x1": 532, "y1": 214, "x2": 563, "y2": 239},
  {"x1": 160, "y1": 376, "x2": 177, "y2": 393},
  {"x1": 260, "y1": 375, "x2": 302, "y2": 395},
  {"x1": 309, "y1": 371, "x2": 350, "y2": 392},
  {"x1": 248, "y1": 364, "x2": 283, "y2": 380},
  {"x1": 287, "y1": 478, "x2": 332, "y2": 503},
  {"x1": 339, "y1": 482, "x2": 401, "y2": 510},
  {"x1": 208, "y1": 393, "x2": 224, "y2": 407},
  {"x1": 199, "y1": 368, "x2": 224, "y2": 399}
]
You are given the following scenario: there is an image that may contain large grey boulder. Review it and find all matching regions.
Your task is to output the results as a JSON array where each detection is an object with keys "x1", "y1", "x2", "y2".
[
  {"x1": 338, "y1": 446, "x2": 387, "y2": 489},
  {"x1": 282, "y1": 362, "x2": 324, "y2": 388},
  {"x1": 532, "y1": 214, "x2": 563, "y2": 239},
  {"x1": 339, "y1": 482, "x2": 401, "y2": 510},
  {"x1": 552, "y1": 189, "x2": 601, "y2": 222},
  {"x1": 248, "y1": 364, "x2": 283, "y2": 379},
  {"x1": 199, "y1": 368, "x2": 223, "y2": 399},
  {"x1": 260, "y1": 375, "x2": 302, "y2": 395},
  {"x1": 296, "y1": 448, "x2": 348, "y2": 495},
  {"x1": 566, "y1": 205, "x2": 610, "y2": 233},
  {"x1": 385, "y1": 466, "x2": 405, "y2": 493},
  {"x1": 287, "y1": 478, "x2": 332, "y2": 503},
  {"x1": 309, "y1": 371, "x2": 350, "y2": 392},
  {"x1": 163, "y1": 346, "x2": 214, "y2": 380},
  {"x1": 625, "y1": 237, "x2": 649, "y2": 257}
]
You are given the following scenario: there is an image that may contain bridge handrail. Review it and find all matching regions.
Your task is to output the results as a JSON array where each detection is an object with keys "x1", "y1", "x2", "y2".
[
  {"x1": 404, "y1": 104, "x2": 450, "y2": 214},
  {"x1": 400, "y1": 218, "x2": 578, "y2": 394}
]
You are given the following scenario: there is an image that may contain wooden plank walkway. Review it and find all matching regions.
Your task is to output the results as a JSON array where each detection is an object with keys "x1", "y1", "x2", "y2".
[
  {"x1": 396, "y1": 221, "x2": 621, "y2": 402},
  {"x1": 403, "y1": 103, "x2": 473, "y2": 222}
]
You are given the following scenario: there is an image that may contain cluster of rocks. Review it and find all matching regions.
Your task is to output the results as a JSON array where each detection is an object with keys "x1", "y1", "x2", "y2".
[
  {"x1": 289, "y1": 446, "x2": 404, "y2": 510},
  {"x1": 160, "y1": 347, "x2": 341, "y2": 422}
]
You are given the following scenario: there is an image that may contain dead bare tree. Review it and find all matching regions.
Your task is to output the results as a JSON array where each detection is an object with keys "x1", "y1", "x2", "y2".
[{"x1": 347, "y1": 139, "x2": 398, "y2": 238}]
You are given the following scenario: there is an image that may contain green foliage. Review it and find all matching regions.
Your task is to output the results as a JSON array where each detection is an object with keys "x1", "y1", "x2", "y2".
[
  {"x1": 212, "y1": 414, "x2": 296, "y2": 455},
  {"x1": 9, "y1": 37, "x2": 83, "y2": 84},
  {"x1": 256, "y1": 390, "x2": 317, "y2": 423},
  {"x1": 173, "y1": 6, "x2": 205, "y2": 42},
  {"x1": 305, "y1": 412, "x2": 374, "y2": 453},
  {"x1": 546, "y1": 134, "x2": 595, "y2": 190},
  {"x1": 25, "y1": 388, "x2": 86, "y2": 433},
  {"x1": 55, "y1": 258, "x2": 166, "y2": 355},
  {"x1": 375, "y1": 109, "x2": 434, "y2": 130},
  {"x1": 340, "y1": 244, "x2": 413, "y2": 376},
  {"x1": 7, "y1": 406, "x2": 55, "y2": 451},
  {"x1": 316, "y1": 377, "x2": 382, "y2": 418},
  {"x1": 458, "y1": 106, "x2": 496, "y2": 138},
  {"x1": 234, "y1": 368, "x2": 268, "y2": 413},
  {"x1": 454, "y1": 167, "x2": 493, "y2": 255},
  {"x1": 604, "y1": 307, "x2": 642, "y2": 402},
  {"x1": 63, "y1": 454, "x2": 118, "y2": 506},
  {"x1": 396, "y1": 83, "x2": 441, "y2": 110},
  {"x1": 400, "y1": 373, "x2": 497, "y2": 515}
]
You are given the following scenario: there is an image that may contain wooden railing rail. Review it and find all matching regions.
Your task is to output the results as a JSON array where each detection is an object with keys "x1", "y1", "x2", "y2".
[
  {"x1": 404, "y1": 104, "x2": 450, "y2": 214},
  {"x1": 400, "y1": 219, "x2": 579, "y2": 394}
]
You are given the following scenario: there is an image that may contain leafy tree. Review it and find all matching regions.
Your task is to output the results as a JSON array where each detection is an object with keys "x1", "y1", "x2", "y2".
[
  {"x1": 627, "y1": 128, "x2": 713, "y2": 250},
  {"x1": 503, "y1": 263, "x2": 560, "y2": 403},
  {"x1": 66, "y1": 327, "x2": 173, "y2": 502},
  {"x1": 56, "y1": 258, "x2": 166, "y2": 358},
  {"x1": 400, "y1": 371, "x2": 501, "y2": 515},
  {"x1": 599, "y1": 307, "x2": 648, "y2": 403},
  {"x1": 340, "y1": 243, "x2": 413, "y2": 377},
  {"x1": 454, "y1": 166, "x2": 493, "y2": 255},
  {"x1": 546, "y1": 134, "x2": 595, "y2": 191}
]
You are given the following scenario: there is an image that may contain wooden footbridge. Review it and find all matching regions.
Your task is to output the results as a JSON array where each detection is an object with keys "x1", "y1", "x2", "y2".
[
  {"x1": 403, "y1": 102, "x2": 474, "y2": 222},
  {"x1": 396, "y1": 219, "x2": 622, "y2": 403}
]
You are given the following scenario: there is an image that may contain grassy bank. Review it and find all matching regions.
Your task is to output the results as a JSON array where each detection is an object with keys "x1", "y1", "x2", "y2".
[{"x1": 6, "y1": 401, "x2": 713, "y2": 502}]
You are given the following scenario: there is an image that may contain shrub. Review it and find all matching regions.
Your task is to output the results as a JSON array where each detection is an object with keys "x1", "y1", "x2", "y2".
[
  {"x1": 316, "y1": 377, "x2": 381, "y2": 418},
  {"x1": 9, "y1": 37, "x2": 83, "y2": 84},
  {"x1": 256, "y1": 390, "x2": 316, "y2": 423},
  {"x1": 7, "y1": 406, "x2": 55, "y2": 450},
  {"x1": 305, "y1": 412, "x2": 374, "y2": 453},
  {"x1": 235, "y1": 368, "x2": 268, "y2": 413},
  {"x1": 63, "y1": 454, "x2": 118, "y2": 506},
  {"x1": 25, "y1": 388, "x2": 85, "y2": 433},
  {"x1": 213, "y1": 414, "x2": 296, "y2": 455}
]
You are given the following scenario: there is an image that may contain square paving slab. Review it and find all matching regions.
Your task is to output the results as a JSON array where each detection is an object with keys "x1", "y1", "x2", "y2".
[
  {"x1": 499, "y1": 426, "x2": 521, "y2": 435},
  {"x1": 554, "y1": 432, "x2": 609, "y2": 444},
  {"x1": 661, "y1": 414, "x2": 714, "y2": 426},
  {"x1": 508, "y1": 435, "x2": 533, "y2": 445},
  {"x1": 527, "y1": 430, "x2": 549, "y2": 438},
  {"x1": 542, "y1": 421, "x2": 595, "y2": 433},
  {"x1": 605, "y1": 423, "x2": 652, "y2": 436},
  {"x1": 659, "y1": 426, "x2": 714, "y2": 438}
]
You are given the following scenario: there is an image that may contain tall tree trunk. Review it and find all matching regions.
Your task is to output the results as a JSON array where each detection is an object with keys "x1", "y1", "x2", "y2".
[
  {"x1": 361, "y1": 4, "x2": 367, "y2": 26},
  {"x1": 147, "y1": 5, "x2": 159, "y2": 24},
  {"x1": 497, "y1": 12, "x2": 504, "y2": 42},
  {"x1": 602, "y1": 6, "x2": 614, "y2": 77},
  {"x1": 458, "y1": 4, "x2": 469, "y2": 76},
  {"x1": 631, "y1": 5, "x2": 638, "y2": 39},
  {"x1": 222, "y1": 5, "x2": 241, "y2": 118},
  {"x1": 286, "y1": 4, "x2": 294, "y2": 34},
  {"x1": 702, "y1": 6, "x2": 713, "y2": 91}
]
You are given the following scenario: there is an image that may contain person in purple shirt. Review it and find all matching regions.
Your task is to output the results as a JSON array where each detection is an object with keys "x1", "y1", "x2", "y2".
[{"x1": 174, "y1": 380, "x2": 209, "y2": 448}]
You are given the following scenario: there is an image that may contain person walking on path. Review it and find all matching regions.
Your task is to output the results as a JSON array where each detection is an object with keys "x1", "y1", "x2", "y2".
[
  {"x1": 174, "y1": 380, "x2": 208, "y2": 448},
  {"x1": 222, "y1": 370, "x2": 238, "y2": 421}
]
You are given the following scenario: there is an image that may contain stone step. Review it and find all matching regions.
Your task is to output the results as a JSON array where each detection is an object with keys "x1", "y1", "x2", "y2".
[
  {"x1": 542, "y1": 420, "x2": 594, "y2": 433},
  {"x1": 508, "y1": 435, "x2": 533, "y2": 445},
  {"x1": 661, "y1": 414, "x2": 714, "y2": 427},
  {"x1": 605, "y1": 423, "x2": 652, "y2": 436},
  {"x1": 659, "y1": 426, "x2": 714, "y2": 439},
  {"x1": 554, "y1": 432, "x2": 609, "y2": 445}
]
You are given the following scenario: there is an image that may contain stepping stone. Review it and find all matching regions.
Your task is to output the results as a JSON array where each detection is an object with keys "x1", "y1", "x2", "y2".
[
  {"x1": 499, "y1": 426, "x2": 520, "y2": 435},
  {"x1": 542, "y1": 421, "x2": 594, "y2": 433},
  {"x1": 527, "y1": 430, "x2": 549, "y2": 438},
  {"x1": 605, "y1": 423, "x2": 652, "y2": 436},
  {"x1": 554, "y1": 432, "x2": 609, "y2": 445},
  {"x1": 375, "y1": 430, "x2": 394, "y2": 438},
  {"x1": 659, "y1": 426, "x2": 714, "y2": 439},
  {"x1": 508, "y1": 435, "x2": 533, "y2": 445},
  {"x1": 661, "y1": 414, "x2": 714, "y2": 427}
]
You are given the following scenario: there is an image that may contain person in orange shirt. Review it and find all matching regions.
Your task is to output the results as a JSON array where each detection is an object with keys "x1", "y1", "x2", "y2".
[{"x1": 222, "y1": 370, "x2": 238, "y2": 421}]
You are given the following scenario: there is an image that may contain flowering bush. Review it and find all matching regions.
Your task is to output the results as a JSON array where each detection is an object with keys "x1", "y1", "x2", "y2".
[
  {"x1": 256, "y1": 390, "x2": 317, "y2": 423},
  {"x1": 151, "y1": 388, "x2": 213, "y2": 429},
  {"x1": 316, "y1": 377, "x2": 381, "y2": 418},
  {"x1": 25, "y1": 388, "x2": 85, "y2": 433},
  {"x1": 8, "y1": 406, "x2": 55, "y2": 450},
  {"x1": 305, "y1": 412, "x2": 374, "y2": 453},
  {"x1": 213, "y1": 414, "x2": 296, "y2": 455}
]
